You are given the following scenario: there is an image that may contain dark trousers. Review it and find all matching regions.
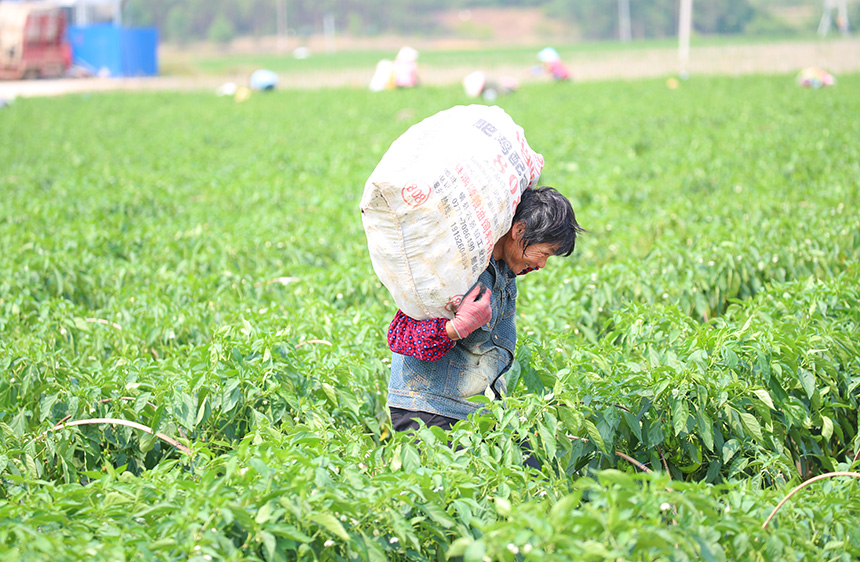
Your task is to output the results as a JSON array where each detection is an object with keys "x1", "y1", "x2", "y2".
[
  {"x1": 390, "y1": 407, "x2": 460, "y2": 432},
  {"x1": 389, "y1": 407, "x2": 541, "y2": 469}
]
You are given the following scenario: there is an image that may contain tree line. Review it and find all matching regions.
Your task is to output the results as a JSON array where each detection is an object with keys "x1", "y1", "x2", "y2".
[{"x1": 121, "y1": 0, "x2": 818, "y2": 44}]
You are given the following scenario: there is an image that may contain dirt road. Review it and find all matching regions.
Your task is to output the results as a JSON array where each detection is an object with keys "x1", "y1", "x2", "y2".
[{"x1": 1, "y1": 38, "x2": 857, "y2": 99}]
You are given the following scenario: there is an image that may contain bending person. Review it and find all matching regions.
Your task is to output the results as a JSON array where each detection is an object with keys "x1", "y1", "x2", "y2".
[{"x1": 386, "y1": 187, "x2": 585, "y2": 466}]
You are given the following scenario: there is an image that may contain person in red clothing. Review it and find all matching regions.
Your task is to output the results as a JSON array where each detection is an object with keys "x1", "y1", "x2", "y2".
[{"x1": 386, "y1": 187, "x2": 584, "y2": 467}]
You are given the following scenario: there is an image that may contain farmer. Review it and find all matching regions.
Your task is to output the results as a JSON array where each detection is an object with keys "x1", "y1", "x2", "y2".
[{"x1": 386, "y1": 186, "x2": 584, "y2": 463}]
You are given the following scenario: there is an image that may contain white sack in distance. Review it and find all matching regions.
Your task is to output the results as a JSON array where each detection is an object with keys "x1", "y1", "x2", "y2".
[{"x1": 360, "y1": 105, "x2": 544, "y2": 320}]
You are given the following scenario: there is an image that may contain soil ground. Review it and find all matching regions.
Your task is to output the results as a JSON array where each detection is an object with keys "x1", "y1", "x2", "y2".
[{"x1": 1, "y1": 7, "x2": 858, "y2": 99}]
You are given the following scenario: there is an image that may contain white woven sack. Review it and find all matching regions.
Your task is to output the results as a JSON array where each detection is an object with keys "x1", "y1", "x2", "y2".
[{"x1": 360, "y1": 105, "x2": 544, "y2": 320}]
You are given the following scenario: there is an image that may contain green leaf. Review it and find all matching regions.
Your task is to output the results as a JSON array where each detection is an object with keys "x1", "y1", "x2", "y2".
[
  {"x1": 390, "y1": 445, "x2": 402, "y2": 471},
  {"x1": 557, "y1": 404, "x2": 581, "y2": 433},
  {"x1": 584, "y1": 420, "x2": 607, "y2": 454},
  {"x1": 728, "y1": 456, "x2": 749, "y2": 478},
  {"x1": 798, "y1": 368, "x2": 816, "y2": 399},
  {"x1": 260, "y1": 531, "x2": 276, "y2": 560},
  {"x1": 321, "y1": 382, "x2": 337, "y2": 405},
  {"x1": 821, "y1": 415, "x2": 834, "y2": 441},
  {"x1": 622, "y1": 410, "x2": 642, "y2": 442},
  {"x1": 694, "y1": 292, "x2": 708, "y2": 318},
  {"x1": 269, "y1": 523, "x2": 313, "y2": 543},
  {"x1": 723, "y1": 348, "x2": 739, "y2": 370},
  {"x1": 504, "y1": 358, "x2": 522, "y2": 392},
  {"x1": 103, "y1": 492, "x2": 133, "y2": 508},
  {"x1": 401, "y1": 444, "x2": 420, "y2": 472},
  {"x1": 696, "y1": 409, "x2": 714, "y2": 452},
  {"x1": 195, "y1": 396, "x2": 209, "y2": 425},
  {"x1": 25, "y1": 454, "x2": 38, "y2": 478},
  {"x1": 464, "y1": 539, "x2": 487, "y2": 562},
  {"x1": 39, "y1": 393, "x2": 60, "y2": 422},
  {"x1": 538, "y1": 423, "x2": 556, "y2": 460},
  {"x1": 648, "y1": 346, "x2": 661, "y2": 369},
  {"x1": 672, "y1": 399, "x2": 690, "y2": 437},
  {"x1": 752, "y1": 389, "x2": 775, "y2": 410},
  {"x1": 255, "y1": 501, "x2": 274, "y2": 524},
  {"x1": 550, "y1": 493, "x2": 582, "y2": 519},
  {"x1": 581, "y1": 541, "x2": 612, "y2": 557},
  {"x1": 362, "y1": 534, "x2": 388, "y2": 562},
  {"x1": 598, "y1": 469, "x2": 634, "y2": 487},
  {"x1": 693, "y1": 535, "x2": 719, "y2": 562},
  {"x1": 309, "y1": 512, "x2": 349, "y2": 541},
  {"x1": 139, "y1": 430, "x2": 157, "y2": 453},
  {"x1": 705, "y1": 460, "x2": 722, "y2": 483},
  {"x1": 10, "y1": 411, "x2": 28, "y2": 438},
  {"x1": 421, "y1": 502, "x2": 455, "y2": 529},
  {"x1": 738, "y1": 412, "x2": 763, "y2": 441},
  {"x1": 451, "y1": 500, "x2": 474, "y2": 525},
  {"x1": 722, "y1": 439, "x2": 741, "y2": 464},
  {"x1": 522, "y1": 363, "x2": 545, "y2": 395},
  {"x1": 494, "y1": 497, "x2": 511, "y2": 517},
  {"x1": 646, "y1": 420, "x2": 665, "y2": 447},
  {"x1": 447, "y1": 537, "x2": 473, "y2": 558}
]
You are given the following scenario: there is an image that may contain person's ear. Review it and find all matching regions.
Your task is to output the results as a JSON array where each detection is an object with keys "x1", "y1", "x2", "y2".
[{"x1": 511, "y1": 221, "x2": 526, "y2": 240}]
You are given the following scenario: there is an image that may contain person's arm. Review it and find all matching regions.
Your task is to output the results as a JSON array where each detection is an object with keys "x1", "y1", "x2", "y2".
[
  {"x1": 388, "y1": 283, "x2": 492, "y2": 361},
  {"x1": 387, "y1": 310, "x2": 455, "y2": 361},
  {"x1": 388, "y1": 284, "x2": 492, "y2": 360}
]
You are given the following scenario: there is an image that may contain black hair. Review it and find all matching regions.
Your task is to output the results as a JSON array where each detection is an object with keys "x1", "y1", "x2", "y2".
[{"x1": 512, "y1": 186, "x2": 585, "y2": 257}]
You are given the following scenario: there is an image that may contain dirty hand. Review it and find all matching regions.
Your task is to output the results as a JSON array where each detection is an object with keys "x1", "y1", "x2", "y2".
[{"x1": 448, "y1": 284, "x2": 491, "y2": 340}]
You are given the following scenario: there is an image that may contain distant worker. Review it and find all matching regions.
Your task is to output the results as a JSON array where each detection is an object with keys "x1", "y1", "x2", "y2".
[
  {"x1": 392, "y1": 46, "x2": 419, "y2": 88},
  {"x1": 369, "y1": 46, "x2": 419, "y2": 92},
  {"x1": 537, "y1": 47, "x2": 570, "y2": 82},
  {"x1": 249, "y1": 69, "x2": 278, "y2": 91},
  {"x1": 462, "y1": 70, "x2": 519, "y2": 102}
]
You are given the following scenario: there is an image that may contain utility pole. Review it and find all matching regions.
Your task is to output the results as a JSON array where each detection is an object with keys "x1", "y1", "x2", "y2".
[
  {"x1": 818, "y1": 0, "x2": 850, "y2": 36},
  {"x1": 618, "y1": 0, "x2": 632, "y2": 43},
  {"x1": 323, "y1": 13, "x2": 335, "y2": 54},
  {"x1": 678, "y1": 0, "x2": 692, "y2": 75},
  {"x1": 276, "y1": 0, "x2": 288, "y2": 52},
  {"x1": 76, "y1": 1, "x2": 89, "y2": 26}
]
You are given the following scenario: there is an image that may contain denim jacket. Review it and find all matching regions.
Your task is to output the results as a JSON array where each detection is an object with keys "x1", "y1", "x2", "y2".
[{"x1": 387, "y1": 257, "x2": 517, "y2": 420}]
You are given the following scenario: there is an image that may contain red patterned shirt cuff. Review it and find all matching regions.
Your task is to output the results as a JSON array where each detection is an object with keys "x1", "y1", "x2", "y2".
[{"x1": 387, "y1": 310, "x2": 455, "y2": 361}]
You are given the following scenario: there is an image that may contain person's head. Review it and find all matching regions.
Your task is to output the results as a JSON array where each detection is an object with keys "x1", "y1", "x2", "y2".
[{"x1": 497, "y1": 186, "x2": 585, "y2": 274}]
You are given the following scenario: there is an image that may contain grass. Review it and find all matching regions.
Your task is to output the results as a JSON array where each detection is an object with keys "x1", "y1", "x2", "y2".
[{"x1": 158, "y1": 33, "x2": 844, "y2": 77}]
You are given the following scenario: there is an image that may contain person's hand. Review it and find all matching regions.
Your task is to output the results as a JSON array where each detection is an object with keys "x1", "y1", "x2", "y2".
[{"x1": 448, "y1": 284, "x2": 491, "y2": 340}]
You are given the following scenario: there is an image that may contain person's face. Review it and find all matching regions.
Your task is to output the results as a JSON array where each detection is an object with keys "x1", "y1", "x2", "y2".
[{"x1": 500, "y1": 222, "x2": 558, "y2": 275}]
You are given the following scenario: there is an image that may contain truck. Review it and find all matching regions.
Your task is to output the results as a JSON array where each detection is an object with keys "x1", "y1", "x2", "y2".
[{"x1": 0, "y1": 2, "x2": 71, "y2": 79}]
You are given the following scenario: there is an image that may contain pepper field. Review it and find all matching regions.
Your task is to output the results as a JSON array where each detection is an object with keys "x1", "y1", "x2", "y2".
[{"x1": 1, "y1": 73, "x2": 859, "y2": 561}]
